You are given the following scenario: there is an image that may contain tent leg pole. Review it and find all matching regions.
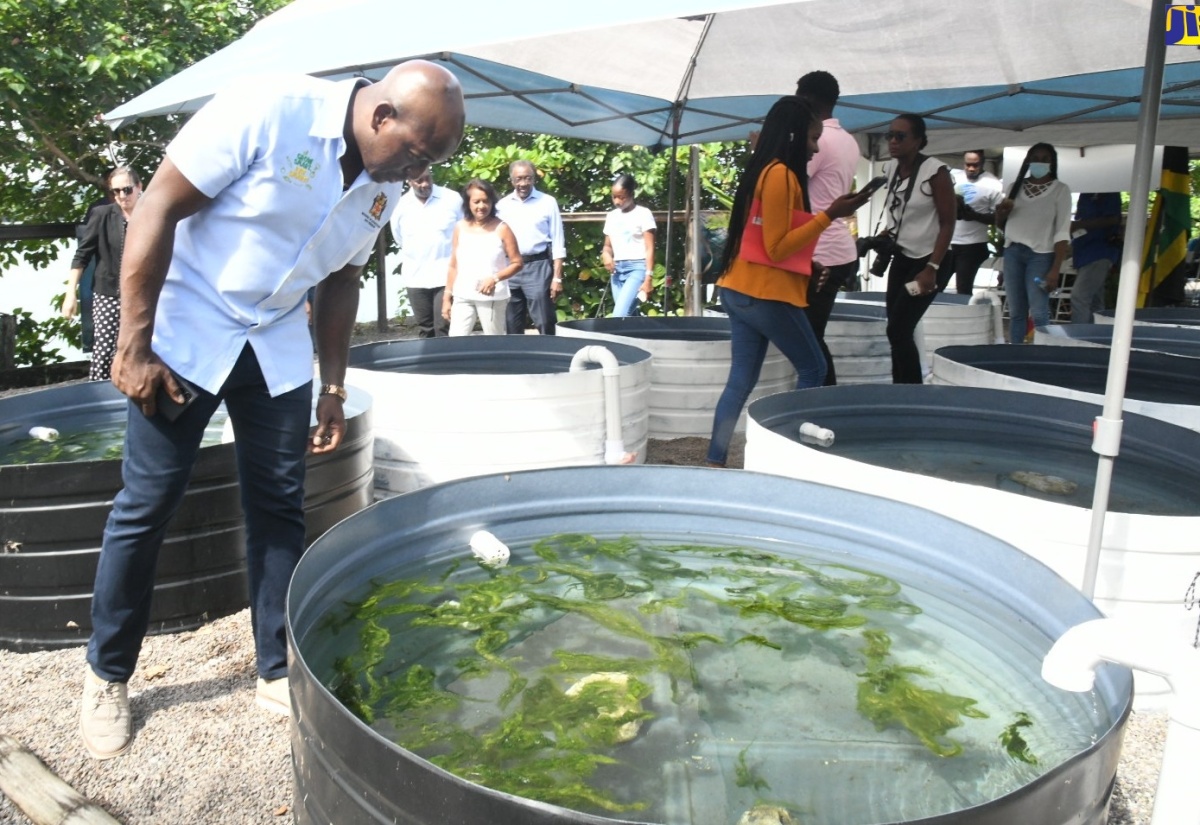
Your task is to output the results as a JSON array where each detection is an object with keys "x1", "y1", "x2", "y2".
[
  {"x1": 689, "y1": 145, "x2": 703, "y2": 316},
  {"x1": 1081, "y1": 1, "x2": 1167, "y2": 599},
  {"x1": 664, "y1": 132, "x2": 680, "y2": 315}
]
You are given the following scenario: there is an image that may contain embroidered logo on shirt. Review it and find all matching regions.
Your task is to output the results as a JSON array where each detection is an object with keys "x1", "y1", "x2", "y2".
[
  {"x1": 369, "y1": 192, "x2": 388, "y2": 222},
  {"x1": 282, "y1": 151, "x2": 320, "y2": 188}
]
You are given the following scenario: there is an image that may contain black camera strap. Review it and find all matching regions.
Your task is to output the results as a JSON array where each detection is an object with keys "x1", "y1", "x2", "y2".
[{"x1": 872, "y1": 153, "x2": 927, "y2": 241}]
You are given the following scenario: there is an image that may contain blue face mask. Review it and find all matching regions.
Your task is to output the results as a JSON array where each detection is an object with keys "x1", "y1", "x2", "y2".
[{"x1": 1027, "y1": 162, "x2": 1051, "y2": 179}]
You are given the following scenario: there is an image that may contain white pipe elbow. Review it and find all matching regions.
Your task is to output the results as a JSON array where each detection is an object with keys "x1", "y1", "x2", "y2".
[
  {"x1": 569, "y1": 345, "x2": 620, "y2": 376},
  {"x1": 1042, "y1": 617, "x2": 1200, "y2": 729},
  {"x1": 569, "y1": 345, "x2": 628, "y2": 463}
]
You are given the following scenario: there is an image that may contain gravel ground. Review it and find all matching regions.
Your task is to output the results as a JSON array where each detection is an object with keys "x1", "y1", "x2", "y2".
[{"x1": 0, "y1": 329, "x2": 1170, "y2": 824}]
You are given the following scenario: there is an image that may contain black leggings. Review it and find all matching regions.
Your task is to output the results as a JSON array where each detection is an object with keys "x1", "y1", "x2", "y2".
[
  {"x1": 885, "y1": 252, "x2": 938, "y2": 384},
  {"x1": 804, "y1": 260, "x2": 859, "y2": 386}
]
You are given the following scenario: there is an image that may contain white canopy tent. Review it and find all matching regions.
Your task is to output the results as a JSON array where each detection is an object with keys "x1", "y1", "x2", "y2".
[{"x1": 103, "y1": 1, "x2": 1192, "y2": 615}]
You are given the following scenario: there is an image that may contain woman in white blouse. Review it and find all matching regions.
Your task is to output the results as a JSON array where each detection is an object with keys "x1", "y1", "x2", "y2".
[
  {"x1": 995, "y1": 143, "x2": 1072, "y2": 343},
  {"x1": 442, "y1": 179, "x2": 523, "y2": 335}
]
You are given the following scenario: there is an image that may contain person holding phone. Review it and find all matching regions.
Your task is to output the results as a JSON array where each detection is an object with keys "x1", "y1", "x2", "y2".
[
  {"x1": 795, "y1": 70, "x2": 865, "y2": 386},
  {"x1": 875, "y1": 113, "x2": 955, "y2": 384},
  {"x1": 705, "y1": 96, "x2": 869, "y2": 467},
  {"x1": 80, "y1": 61, "x2": 466, "y2": 761}
]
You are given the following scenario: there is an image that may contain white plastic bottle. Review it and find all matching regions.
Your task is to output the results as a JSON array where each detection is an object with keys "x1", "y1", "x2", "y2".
[
  {"x1": 798, "y1": 422, "x2": 835, "y2": 448},
  {"x1": 28, "y1": 426, "x2": 59, "y2": 442},
  {"x1": 469, "y1": 530, "x2": 511, "y2": 567}
]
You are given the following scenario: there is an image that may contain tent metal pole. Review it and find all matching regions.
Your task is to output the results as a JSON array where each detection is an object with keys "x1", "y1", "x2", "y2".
[
  {"x1": 663, "y1": 114, "x2": 681, "y2": 314},
  {"x1": 1081, "y1": 1, "x2": 1167, "y2": 599},
  {"x1": 689, "y1": 144, "x2": 703, "y2": 315}
]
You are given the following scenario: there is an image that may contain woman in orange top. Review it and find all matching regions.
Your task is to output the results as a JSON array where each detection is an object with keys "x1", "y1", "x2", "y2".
[{"x1": 707, "y1": 96, "x2": 868, "y2": 466}]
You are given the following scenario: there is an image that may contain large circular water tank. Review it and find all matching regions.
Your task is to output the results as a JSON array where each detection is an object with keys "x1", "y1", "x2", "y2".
[
  {"x1": 840, "y1": 290, "x2": 996, "y2": 356},
  {"x1": 287, "y1": 465, "x2": 1131, "y2": 825},
  {"x1": 1034, "y1": 323, "x2": 1200, "y2": 358},
  {"x1": 744, "y1": 384, "x2": 1200, "y2": 708},
  {"x1": 1095, "y1": 307, "x2": 1200, "y2": 328},
  {"x1": 0, "y1": 381, "x2": 374, "y2": 651},
  {"x1": 347, "y1": 336, "x2": 651, "y2": 498},
  {"x1": 825, "y1": 302, "x2": 892, "y2": 384},
  {"x1": 558, "y1": 317, "x2": 795, "y2": 438},
  {"x1": 931, "y1": 343, "x2": 1200, "y2": 432}
]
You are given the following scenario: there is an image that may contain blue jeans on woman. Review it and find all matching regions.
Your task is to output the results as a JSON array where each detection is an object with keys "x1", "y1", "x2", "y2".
[
  {"x1": 1003, "y1": 242, "x2": 1054, "y2": 343},
  {"x1": 87, "y1": 344, "x2": 311, "y2": 683},
  {"x1": 610, "y1": 260, "x2": 646, "y2": 317},
  {"x1": 707, "y1": 287, "x2": 826, "y2": 465}
]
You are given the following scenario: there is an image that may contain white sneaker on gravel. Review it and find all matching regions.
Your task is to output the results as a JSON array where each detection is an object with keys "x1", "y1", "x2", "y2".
[
  {"x1": 80, "y1": 669, "x2": 131, "y2": 760},
  {"x1": 256, "y1": 676, "x2": 290, "y2": 716}
]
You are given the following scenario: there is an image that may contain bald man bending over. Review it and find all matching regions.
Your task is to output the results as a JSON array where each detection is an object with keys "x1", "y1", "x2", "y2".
[{"x1": 81, "y1": 61, "x2": 465, "y2": 760}]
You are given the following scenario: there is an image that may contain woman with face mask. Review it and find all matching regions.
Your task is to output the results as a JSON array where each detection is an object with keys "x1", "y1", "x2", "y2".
[{"x1": 994, "y1": 143, "x2": 1072, "y2": 343}]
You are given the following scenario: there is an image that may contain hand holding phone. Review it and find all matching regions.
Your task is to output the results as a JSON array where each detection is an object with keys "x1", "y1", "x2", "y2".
[
  {"x1": 859, "y1": 175, "x2": 888, "y2": 198},
  {"x1": 156, "y1": 370, "x2": 199, "y2": 422}
]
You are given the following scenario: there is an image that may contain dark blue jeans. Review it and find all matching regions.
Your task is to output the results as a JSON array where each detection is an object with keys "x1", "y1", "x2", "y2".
[
  {"x1": 87, "y1": 344, "x2": 311, "y2": 682},
  {"x1": 707, "y1": 287, "x2": 826, "y2": 465}
]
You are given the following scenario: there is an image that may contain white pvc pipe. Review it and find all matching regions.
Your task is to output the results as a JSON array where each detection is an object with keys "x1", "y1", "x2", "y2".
[
  {"x1": 969, "y1": 289, "x2": 1006, "y2": 344},
  {"x1": 1042, "y1": 617, "x2": 1200, "y2": 825},
  {"x1": 570, "y1": 345, "x2": 628, "y2": 464}
]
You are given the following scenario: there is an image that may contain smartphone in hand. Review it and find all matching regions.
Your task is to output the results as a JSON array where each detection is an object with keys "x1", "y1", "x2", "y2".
[
  {"x1": 156, "y1": 370, "x2": 200, "y2": 422},
  {"x1": 859, "y1": 175, "x2": 888, "y2": 198}
]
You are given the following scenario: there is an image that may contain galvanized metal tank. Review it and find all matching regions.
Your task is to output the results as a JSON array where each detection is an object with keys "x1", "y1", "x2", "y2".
[
  {"x1": 1095, "y1": 307, "x2": 1200, "y2": 328},
  {"x1": 744, "y1": 384, "x2": 1200, "y2": 708},
  {"x1": 347, "y1": 336, "x2": 651, "y2": 498},
  {"x1": 558, "y1": 317, "x2": 795, "y2": 438},
  {"x1": 1034, "y1": 323, "x2": 1200, "y2": 358},
  {"x1": 287, "y1": 465, "x2": 1131, "y2": 825},
  {"x1": 840, "y1": 290, "x2": 996, "y2": 357},
  {"x1": 825, "y1": 302, "x2": 892, "y2": 384},
  {"x1": 931, "y1": 343, "x2": 1200, "y2": 433},
  {"x1": 0, "y1": 381, "x2": 373, "y2": 651}
]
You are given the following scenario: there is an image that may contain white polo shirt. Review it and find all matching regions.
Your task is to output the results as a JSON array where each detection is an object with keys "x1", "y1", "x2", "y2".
[
  {"x1": 495, "y1": 188, "x2": 566, "y2": 259},
  {"x1": 156, "y1": 75, "x2": 403, "y2": 396},
  {"x1": 390, "y1": 184, "x2": 463, "y2": 289}
]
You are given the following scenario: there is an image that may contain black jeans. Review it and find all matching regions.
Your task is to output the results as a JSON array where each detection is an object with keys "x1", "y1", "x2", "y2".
[
  {"x1": 945, "y1": 242, "x2": 991, "y2": 295},
  {"x1": 804, "y1": 260, "x2": 859, "y2": 386},
  {"x1": 505, "y1": 258, "x2": 556, "y2": 335},
  {"x1": 407, "y1": 286, "x2": 449, "y2": 338},
  {"x1": 885, "y1": 251, "x2": 938, "y2": 384}
]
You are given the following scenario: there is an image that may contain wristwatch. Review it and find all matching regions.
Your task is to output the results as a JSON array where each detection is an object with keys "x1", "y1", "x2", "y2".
[{"x1": 320, "y1": 384, "x2": 347, "y2": 402}]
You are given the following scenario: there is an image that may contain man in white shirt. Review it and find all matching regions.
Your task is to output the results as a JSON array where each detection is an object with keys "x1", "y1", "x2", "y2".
[
  {"x1": 947, "y1": 150, "x2": 1004, "y2": 294},
  {"x1": 390, "y1": 170, "x2": 462, "y2": 337},
  {"x1": 496, "y1": 160, "x2": 566, "y2": 334},
  {"x1": 80, "y1": 61, "x2": 465, "y2": 761}
]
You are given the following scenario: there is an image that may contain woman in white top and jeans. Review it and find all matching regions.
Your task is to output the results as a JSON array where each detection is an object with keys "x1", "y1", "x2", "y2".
[
  {"x1": 870, "y1": 114, "x2": 955, "y2": 383},
  {"x1": 443, "y1": 178, "x2": 523, "y2": 335},
  {"x1": 995, "y1": 143, "x2": 1072, "y2": 343},
  {"x1": 601, "y1": 174, "x2": 657, "y2": 316}
]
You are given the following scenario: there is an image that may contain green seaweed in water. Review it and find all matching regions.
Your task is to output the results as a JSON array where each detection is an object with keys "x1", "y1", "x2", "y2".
[
  {"x1": 2, "y1": 431, "x2": 125, "y2": 464},
  {"x1": 856, "y1": 629, "x2": 988, "y2": 757},
  {"x1": 1000, "y1": 711, "x2": 1039, "y2": 765},
  {"x1": 735, "y1": 745, "x2": 771, "y2": 791}
]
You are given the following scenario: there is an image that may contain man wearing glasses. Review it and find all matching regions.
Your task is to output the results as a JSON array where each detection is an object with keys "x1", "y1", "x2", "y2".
[
  {"x1": 496, "y1": 160, "x2": 566, "y2": 334},
  {"x1": 80, "y1": 61, "x2": 465, "y2": 761},
  {"x1": 63, "y1": 167, "x2": 143, "y2": 381}
]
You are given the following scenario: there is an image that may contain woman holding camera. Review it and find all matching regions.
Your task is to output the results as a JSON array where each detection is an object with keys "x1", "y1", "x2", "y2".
[
  {"x1": 705, "y1": 96, "x2": 869, "y2": 467},
  {"x1": 994, "y1": 143, "x2": 1072, "y2": 343},
  {"x1": 866, "y1": 114, "x2": 955, "y2": 384}
]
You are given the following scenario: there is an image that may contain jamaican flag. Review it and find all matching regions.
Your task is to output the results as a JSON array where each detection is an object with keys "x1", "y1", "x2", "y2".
[{"x1": 1139, "y1": 146, "x2": 1191, "y2": 307}]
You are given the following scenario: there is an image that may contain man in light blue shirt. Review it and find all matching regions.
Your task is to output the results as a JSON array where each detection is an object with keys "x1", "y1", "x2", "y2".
[
  {"x1": 496, "y1": 160, "x2": 566, "y2": 334},
  {"x1": 390, "y1": 170, "x2": 463, "y2": 337},
  {"x1": 80, "y1": 61, "x2": 465, "y2": 761}
]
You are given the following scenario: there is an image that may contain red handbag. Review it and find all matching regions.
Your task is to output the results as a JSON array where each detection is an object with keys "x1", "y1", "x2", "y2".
[{"x1": 737, "y1": 198, "x2": 816, "y2": 275}]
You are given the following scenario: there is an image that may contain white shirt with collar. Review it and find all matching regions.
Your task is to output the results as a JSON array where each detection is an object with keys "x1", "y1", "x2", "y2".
[
  {"x1": 156, "y1": 74, "x2": 403, "y2": 397},
  {"x1": 495, "y1": 187, "x2": 566, "y2": 259},
  {"x1": 389, "y1": 184, "x2": 463, "y2": 289}
]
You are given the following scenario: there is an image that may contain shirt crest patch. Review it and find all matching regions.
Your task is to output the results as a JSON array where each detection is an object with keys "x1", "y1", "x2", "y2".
[
  {"x1": 369, "y1": 192, "x2": 388, "y2": 222},
  {"x1": 282, "y1": 151, "x2": 320, "y2": 188}
]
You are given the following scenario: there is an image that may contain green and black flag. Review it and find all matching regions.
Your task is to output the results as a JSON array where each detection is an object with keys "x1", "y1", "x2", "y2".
[{"x1": 1139, "y1": 145, "x2": 1191, "y2": 306}]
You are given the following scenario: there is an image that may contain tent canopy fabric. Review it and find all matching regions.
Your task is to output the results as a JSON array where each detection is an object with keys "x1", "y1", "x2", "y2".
[{"x1": 104, "y1": 0, "x2": 1200, "y2": 154}]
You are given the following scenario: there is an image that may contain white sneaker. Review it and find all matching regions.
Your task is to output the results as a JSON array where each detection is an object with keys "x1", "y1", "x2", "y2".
[
  {"x1": 256, "y1": 676, "x2": 290, "y2": 716},
  {"x1": 80, "y1": 669, "x2": 131, "y2": 760}
]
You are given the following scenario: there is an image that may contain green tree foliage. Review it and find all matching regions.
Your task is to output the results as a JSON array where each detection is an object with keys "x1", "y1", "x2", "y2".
[
  {"x1": 431, "y1": 128, "x2": 747, "y2": 318},
  {"x1": 0, "y1": 0, "x2": 288, "y2": 271}
]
